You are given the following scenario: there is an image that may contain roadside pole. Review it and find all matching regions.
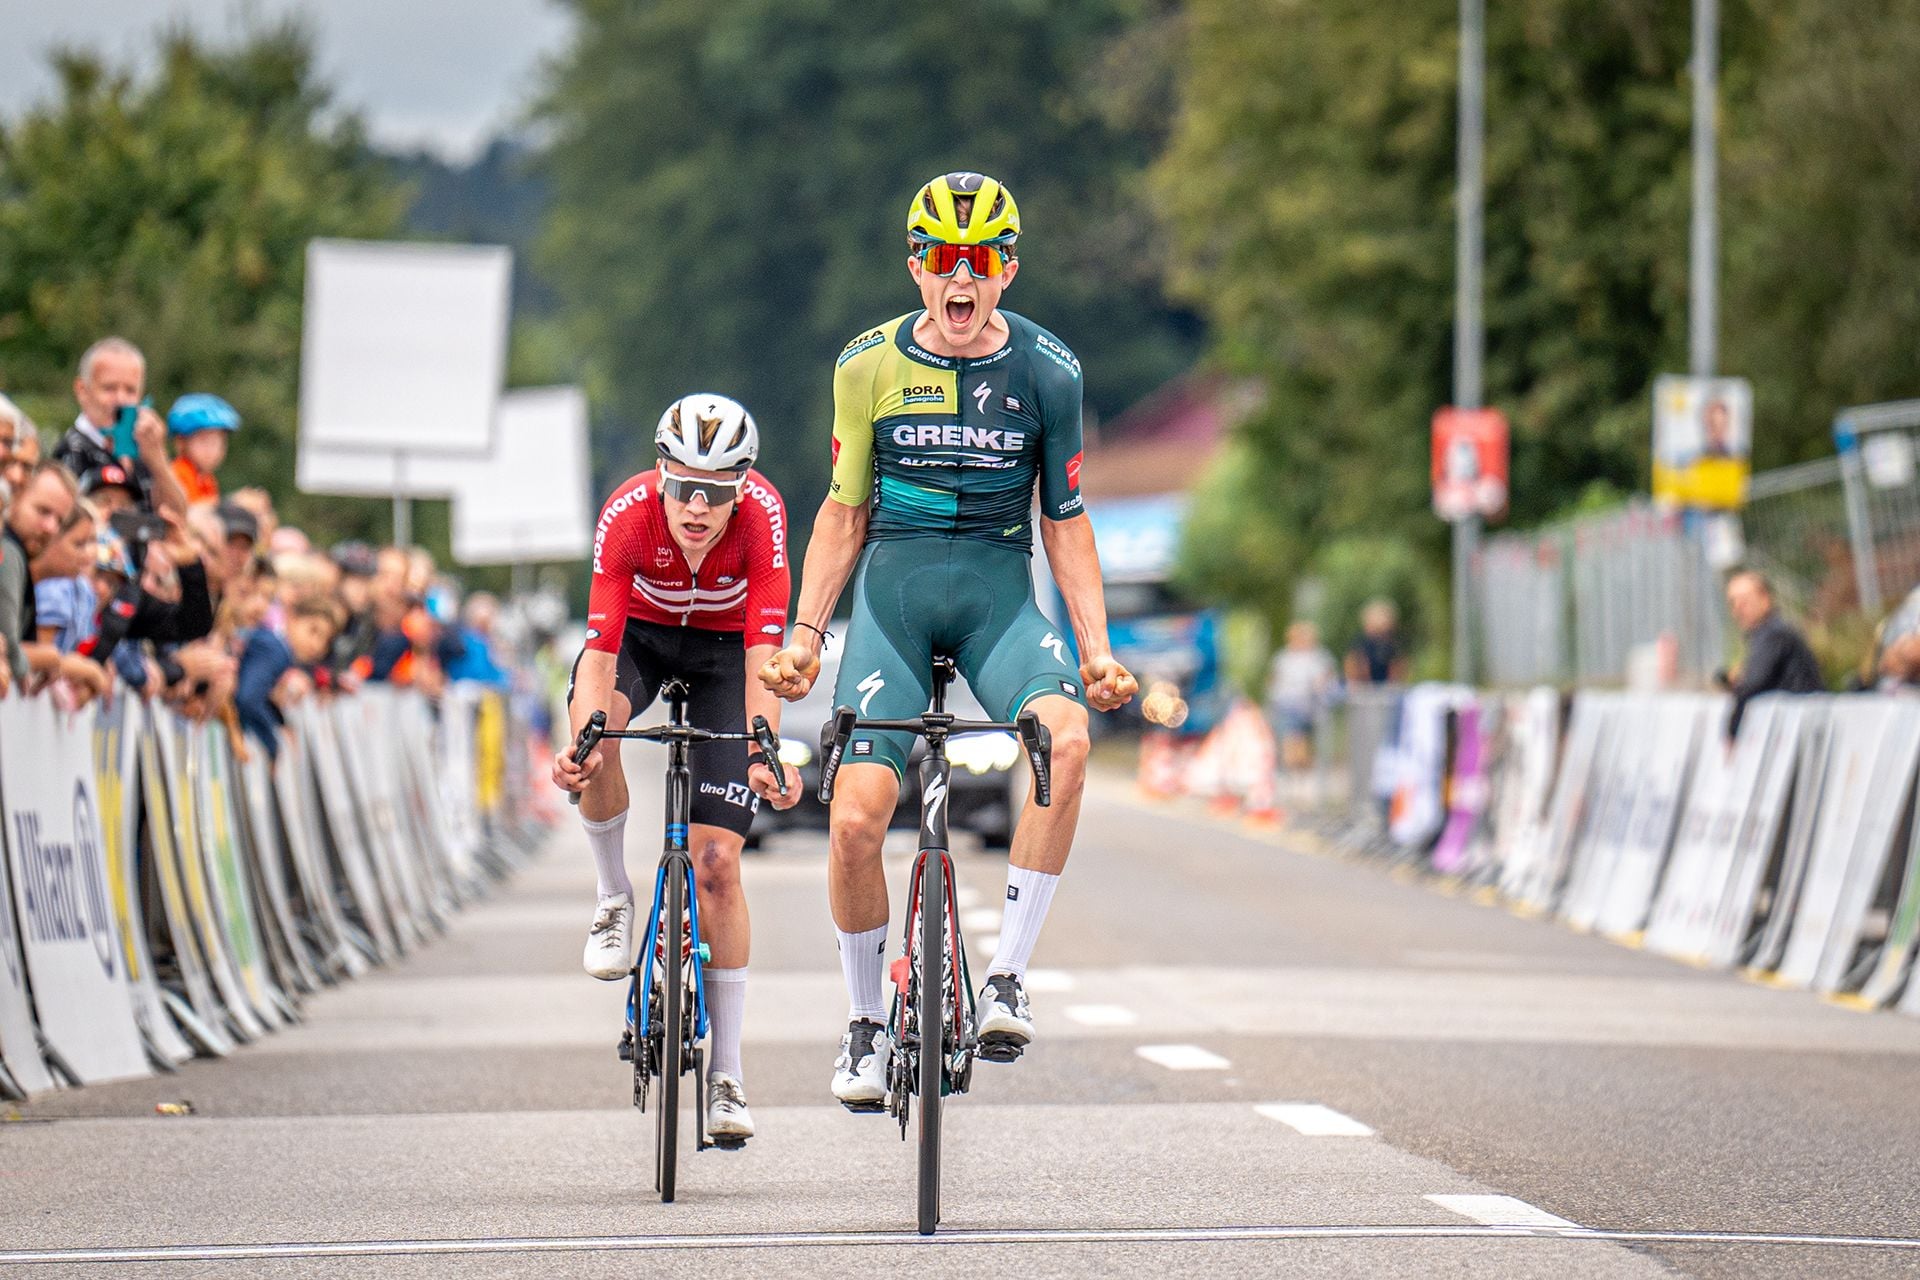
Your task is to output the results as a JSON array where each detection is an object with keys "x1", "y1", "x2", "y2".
[{"x1": 1452, "y1": 0, "x2": 1485, "y2": 684}]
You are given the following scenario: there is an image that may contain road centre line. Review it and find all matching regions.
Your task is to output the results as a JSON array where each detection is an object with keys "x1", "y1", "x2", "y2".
[
  {"x1": 1135, "y1": 1043, "x2": 1230, "y2": 1070},
  {"x1": 1255, "y1": 1103, "x2": 1375, "y2": 1136},
  {"x1": 1427, "y1": 1195, "x2": 1577, "y2": 1229},
  {"x1": 8, "y1": 1224, "x2": 1920, "y2": 1264}
]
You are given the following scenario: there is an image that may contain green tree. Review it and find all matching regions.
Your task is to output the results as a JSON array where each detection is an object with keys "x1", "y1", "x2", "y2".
[
  {"x1": 1153, "y1": 0, "x2": 1789, "y2": 633},
  {"x1": 1722, "y1": 0, "x2": 1920, "y2": 462},
  {"x1": 0, "y1": 23, "x2": 406, "y2": 542},
  {"x1": 534, "y1": 0, "x2": 1201, "y2": 539}
]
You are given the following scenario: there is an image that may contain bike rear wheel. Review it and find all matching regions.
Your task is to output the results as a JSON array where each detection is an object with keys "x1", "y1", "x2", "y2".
[
  {"x1": 916, "y1": 851, "x2": 945, "y2": 1235},
  {"x1": 657, "y1": 866, "x2": 685, "y2": 1203}
]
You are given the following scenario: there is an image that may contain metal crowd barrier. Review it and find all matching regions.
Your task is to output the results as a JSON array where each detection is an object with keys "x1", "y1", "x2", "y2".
[
  {"x1": 1303, "y1": 681, "x2": 1920, "y2": 1014},
  {"x1": 0, "y1": 682, "x2": 546, "y2": 1097}
]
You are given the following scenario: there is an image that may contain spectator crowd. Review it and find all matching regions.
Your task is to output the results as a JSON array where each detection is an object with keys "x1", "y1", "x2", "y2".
[{"x1": 0, "y1": 337, "x2": 513, "y2": 761}]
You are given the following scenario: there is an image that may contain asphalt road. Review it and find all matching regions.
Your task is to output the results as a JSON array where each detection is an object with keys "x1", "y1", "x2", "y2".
[{"x1": 6, "y1": 754, "x2": 1920, "y2": 1279}]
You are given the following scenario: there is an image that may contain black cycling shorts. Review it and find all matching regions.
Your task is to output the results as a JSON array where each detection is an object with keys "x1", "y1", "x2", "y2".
[{"x1": 568, "y1": 619, "x2": 759, "y2": 836}]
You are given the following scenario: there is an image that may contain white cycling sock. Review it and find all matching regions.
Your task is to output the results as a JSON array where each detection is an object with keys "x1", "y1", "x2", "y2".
[
  {"x1": 989, "y1": 865, "x2": 1059, "y2": 982},
  {"x1": 837, "y1": 924, "x2": 888, "y2": 1021},
  {"x1": 704, "y1": 966, "x2": 748, "y2": 1080},
  {"x1": 582, "y1": 810, "x2": 632, "y2": 900}
]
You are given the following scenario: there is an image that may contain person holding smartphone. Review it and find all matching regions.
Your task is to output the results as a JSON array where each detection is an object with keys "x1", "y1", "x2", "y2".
[{"x1": 52, "y1": 336, "x2": 190, "y2": 520}]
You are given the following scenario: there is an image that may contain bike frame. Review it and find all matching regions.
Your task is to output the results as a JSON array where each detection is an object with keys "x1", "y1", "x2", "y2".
[{"x1": 632, "y1": 683, "x2": 709, "y2": 1050}]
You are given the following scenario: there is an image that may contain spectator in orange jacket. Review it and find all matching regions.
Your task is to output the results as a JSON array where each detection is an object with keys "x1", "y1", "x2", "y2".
[{"x1": 167, "y1": 393, "x2": 240, "y2": 505}]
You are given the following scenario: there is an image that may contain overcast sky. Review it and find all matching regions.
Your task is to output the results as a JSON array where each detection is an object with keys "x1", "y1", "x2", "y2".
[{"x1": 1, "y1": 0, "x2": 575, "y2": 160}]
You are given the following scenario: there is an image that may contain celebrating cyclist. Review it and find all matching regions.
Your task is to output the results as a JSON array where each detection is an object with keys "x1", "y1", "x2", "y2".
[
  {"x1": 553, "y1": 393, "x2": 799, "y2": 1143},
  {"x1": 759, "y1": 172, "x2": 1136, "y2": 1107}
]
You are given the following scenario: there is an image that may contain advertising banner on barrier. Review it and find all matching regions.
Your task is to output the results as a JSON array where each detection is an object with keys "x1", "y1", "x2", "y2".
[
  {"x1": 1592, "y1": 697, "x2": 1708, "y2": 938},
  {"x1": 95, "y1": 698, "x2": 194, "y2": 1066},
  {"x1": 292, "y1": 702, "x2": 400, "y2": 962},
  {"x1": 0, "y1": 696, "x2": 149, "y2": 1084},
  {"x1": 194, "y1": 725, "x2": 287, "y2": 1029},
  {"x1": 137, "y1": 724, "x2": 233, "y2": 1055},
  {"x1": 0, "y1": 792, "x2": 54, "y2": 1094},
  {"x1": 270, "y1": 730, "x2": 368, "y2": 977},
  {"x1": 237, "y1": 752, "x2": 323, "y2": 995},
  {"x1": 152, "y1": 713, "x2": 265, "y2": 1042},
  {"x1": 1506, "y1": 692, "x2": 1611, "y2": 908},
  {"x1": 1775, "y1": 702, "x2": 1897, "y2": 987},
  {"x1": 1707, "y1": 701, "x2": 1808, "y2": 968}
]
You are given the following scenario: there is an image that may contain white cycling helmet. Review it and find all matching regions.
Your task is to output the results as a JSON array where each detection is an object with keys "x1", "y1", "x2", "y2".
[{"x1": 655, "y1": 393, "x2": 758, "y2": 473}]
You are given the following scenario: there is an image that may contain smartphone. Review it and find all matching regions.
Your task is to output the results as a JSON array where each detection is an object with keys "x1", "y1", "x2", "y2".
[{"x1": 111, "y1": 399, "x2": 150, "y2": 458}]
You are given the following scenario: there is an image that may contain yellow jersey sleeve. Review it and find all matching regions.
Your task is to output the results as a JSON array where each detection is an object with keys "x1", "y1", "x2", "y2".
[{"x1": 828, "y1": 324, "x2": 886, "y2": 507}]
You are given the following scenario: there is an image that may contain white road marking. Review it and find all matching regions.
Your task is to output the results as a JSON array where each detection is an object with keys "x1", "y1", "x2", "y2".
[
  {"x1": 962, "y1": 907, "x2": 1001, "y2": 933},
  {"x1": 1023, "y1": 968, "x2": 1076, "y2": 993},
  {"x1": 1255, "y1": 1103, "x2": 1375, "y2": 1136},
  {"x1": 1136, "y1": 1043, "x2": 1231, "y2": 1070},
  {"x1": 1427, "y1": 1194, "x2": 1576, "y2": 1229},
  {"x1": 1064, "y1": 1004, "x2": 1139, "y2": 1027},
  {"x1": 9, "y1": 1224, "x2": 1919, "y2": 1263}
]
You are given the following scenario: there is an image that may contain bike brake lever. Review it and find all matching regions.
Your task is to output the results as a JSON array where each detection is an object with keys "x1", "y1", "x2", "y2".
[
  {"x1": 750, "y1": 715, "x2": 787, "y2": 796},
  {"x1": 817, "y1": 706, "x2": 858, "y2": 803},
  {"x1": 568, "y1": 709, "x2": 609, "y2": 807},
  {"x1": 1017, "y1": 710, "x2": 1052, "y2": 808}
]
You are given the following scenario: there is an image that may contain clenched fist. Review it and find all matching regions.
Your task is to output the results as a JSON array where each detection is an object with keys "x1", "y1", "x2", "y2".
[
  {"x1": 758, "y1": 644, "x2": 821, "y2": 701},
  {"x1": 1080, "y1": 654, "x2": 1138, "y2": 712}
]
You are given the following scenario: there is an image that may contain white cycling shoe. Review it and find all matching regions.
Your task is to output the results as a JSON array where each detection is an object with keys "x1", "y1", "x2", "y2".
[
  {"x1": 976, "y1": 973, "x2": 1035, "y2": 1051},
  {"x1": 706, "y1": 1072, "x2": 754, "y2": 1142},
  {"x1": 582, "y1": 893, "x2": 635, "y2": 981},
  {"x1": 831, "y1": 1019, "x2": 892, "y2": 1108}
]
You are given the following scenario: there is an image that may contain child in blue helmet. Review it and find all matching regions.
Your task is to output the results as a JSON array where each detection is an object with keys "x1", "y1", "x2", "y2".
[{"x1": 168, "y1": 393, "x2": 239, "y2": 504}]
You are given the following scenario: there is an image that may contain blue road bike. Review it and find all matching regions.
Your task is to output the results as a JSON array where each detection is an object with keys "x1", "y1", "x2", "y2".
[{"x1": 569, "y1": 683, "x2": 785, "y2": 1202}]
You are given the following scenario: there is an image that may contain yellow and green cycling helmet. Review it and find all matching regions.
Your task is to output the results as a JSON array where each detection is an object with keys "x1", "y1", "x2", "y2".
[{"x1": 906, "y1": 171, "x2": 1021, "y2": 247}]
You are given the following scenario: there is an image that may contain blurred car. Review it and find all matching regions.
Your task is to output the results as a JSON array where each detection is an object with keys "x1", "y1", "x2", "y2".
[{"x1": 753, "y1": 633, "x2": 1022, "y2": 850}]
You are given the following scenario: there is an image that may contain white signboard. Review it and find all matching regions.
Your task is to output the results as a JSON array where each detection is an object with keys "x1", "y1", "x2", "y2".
[
  {"x1": 447, "y1": 386, "x2": 593, "y2": 565},
  {"x1": 295, "y1": 443, "x2": 465, "y2": 500},
  {"x1": 0, "y1": 697, "x2": 149, "y2": 1083},
  {"x1": 299, "y1": 239, "x2": 512, "y2": 453}
]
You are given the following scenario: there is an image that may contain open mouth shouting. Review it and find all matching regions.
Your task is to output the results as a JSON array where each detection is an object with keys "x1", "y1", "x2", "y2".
[{"x1": 944, "y1": 291, "x2": 977, "y2": 332}]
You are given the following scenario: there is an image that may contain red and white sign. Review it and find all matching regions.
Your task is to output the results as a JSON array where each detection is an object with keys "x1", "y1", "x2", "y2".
[{"x1": 1431, "y1": 407, "x2": 1509, "y2": 522}]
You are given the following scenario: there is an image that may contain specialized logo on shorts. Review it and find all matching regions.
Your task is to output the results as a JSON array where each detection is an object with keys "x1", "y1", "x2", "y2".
[
  {"x1": 902, "y1": 384, "x2": 945, "y2": 406},
  {"x1": 1040, "y1": 632, "x2": 1066, "y2": 664},
  {"x1": 838, "y1": 329, "x2": 886, "y2": 367},
  {"x1": 858, "y1": 669, "x2": 886, "y2": 715},
  {"x1": 972, "y1": 383, "x2": 992, "y2": 415}
]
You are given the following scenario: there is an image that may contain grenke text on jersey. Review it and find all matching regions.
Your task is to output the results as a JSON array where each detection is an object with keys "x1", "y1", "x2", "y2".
[{"x1": 890, "y1": 423, "x2": 1026, "y2": 451}]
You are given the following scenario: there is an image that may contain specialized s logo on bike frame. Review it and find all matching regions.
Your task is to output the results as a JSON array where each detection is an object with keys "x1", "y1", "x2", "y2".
[
  {"x1": 972, "y1": 383, "x2": 992, "y2": 415},
  {"x1": 1040, "y1": 632, "x2": 1066, "y2": 664},
  {"x1": 923, "y1": 774, "x2": 949, "y2": 827},
  {"x1": 859, "y1": 669, "x2": 887, "y2": 715}
]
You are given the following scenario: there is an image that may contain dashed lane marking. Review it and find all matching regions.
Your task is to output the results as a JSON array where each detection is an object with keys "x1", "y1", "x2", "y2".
[
  {"x1": 7, "y1": 1225, "x2": 1920, "y2": 1264},
  {"x1": 1255, "y1": 1103, "x2": 1375, "y2": 1136},
  {"x1": 1427, "y1": 1195, "x2": 1577, "y2": 1229},
  {"x1": 1063, "y1": 1004, "x2": 1139, "y2": 1027},
  {"x1": 1136, "y1": 1043, "x2": 1230, "y2": 1070}
]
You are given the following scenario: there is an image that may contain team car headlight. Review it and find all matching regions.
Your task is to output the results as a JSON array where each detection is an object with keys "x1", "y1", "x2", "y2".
[
  {"x1": 946, "y1": 731, "x2": 1021, "y2": 776},
  {"x1": 777, "y1": 738, "x2": 813, "y2": 769}
]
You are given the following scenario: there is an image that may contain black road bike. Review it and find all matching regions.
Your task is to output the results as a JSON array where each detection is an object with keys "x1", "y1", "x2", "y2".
[
  {"x1": 569, "y1": 684, "x2": 785, "y2": 1203},
  {"x1": 818, "y1": 656, "x2": 1053, "y2": 1235}
]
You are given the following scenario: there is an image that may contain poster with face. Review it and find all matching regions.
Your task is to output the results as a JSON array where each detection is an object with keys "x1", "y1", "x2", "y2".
[{"x1": 1653, "y1": 375, "x2": 1752, "y2": 509}]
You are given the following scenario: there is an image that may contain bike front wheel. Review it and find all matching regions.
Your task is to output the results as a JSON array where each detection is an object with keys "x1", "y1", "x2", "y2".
[
  {"x1": 656, "y1": 865, "x2": 685, "y2": 1203},
  {"x1": 916, "y1": 851, "x2": 945, "y2": 1235}
]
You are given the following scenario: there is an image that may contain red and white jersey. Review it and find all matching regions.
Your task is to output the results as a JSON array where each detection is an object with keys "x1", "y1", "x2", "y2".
[{"x1": 585, "y1": 467, "x2": 790, "y2": 651}]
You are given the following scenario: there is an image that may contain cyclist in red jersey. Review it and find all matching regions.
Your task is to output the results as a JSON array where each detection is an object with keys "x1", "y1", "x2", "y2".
[{"x1": 552, "y1": 392, "x2": 799, "y2": 1143}]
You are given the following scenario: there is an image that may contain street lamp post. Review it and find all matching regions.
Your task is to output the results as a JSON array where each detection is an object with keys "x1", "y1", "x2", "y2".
[{"x1": 1452, "y1": 0, "x2": 1485, "y2": 685}]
